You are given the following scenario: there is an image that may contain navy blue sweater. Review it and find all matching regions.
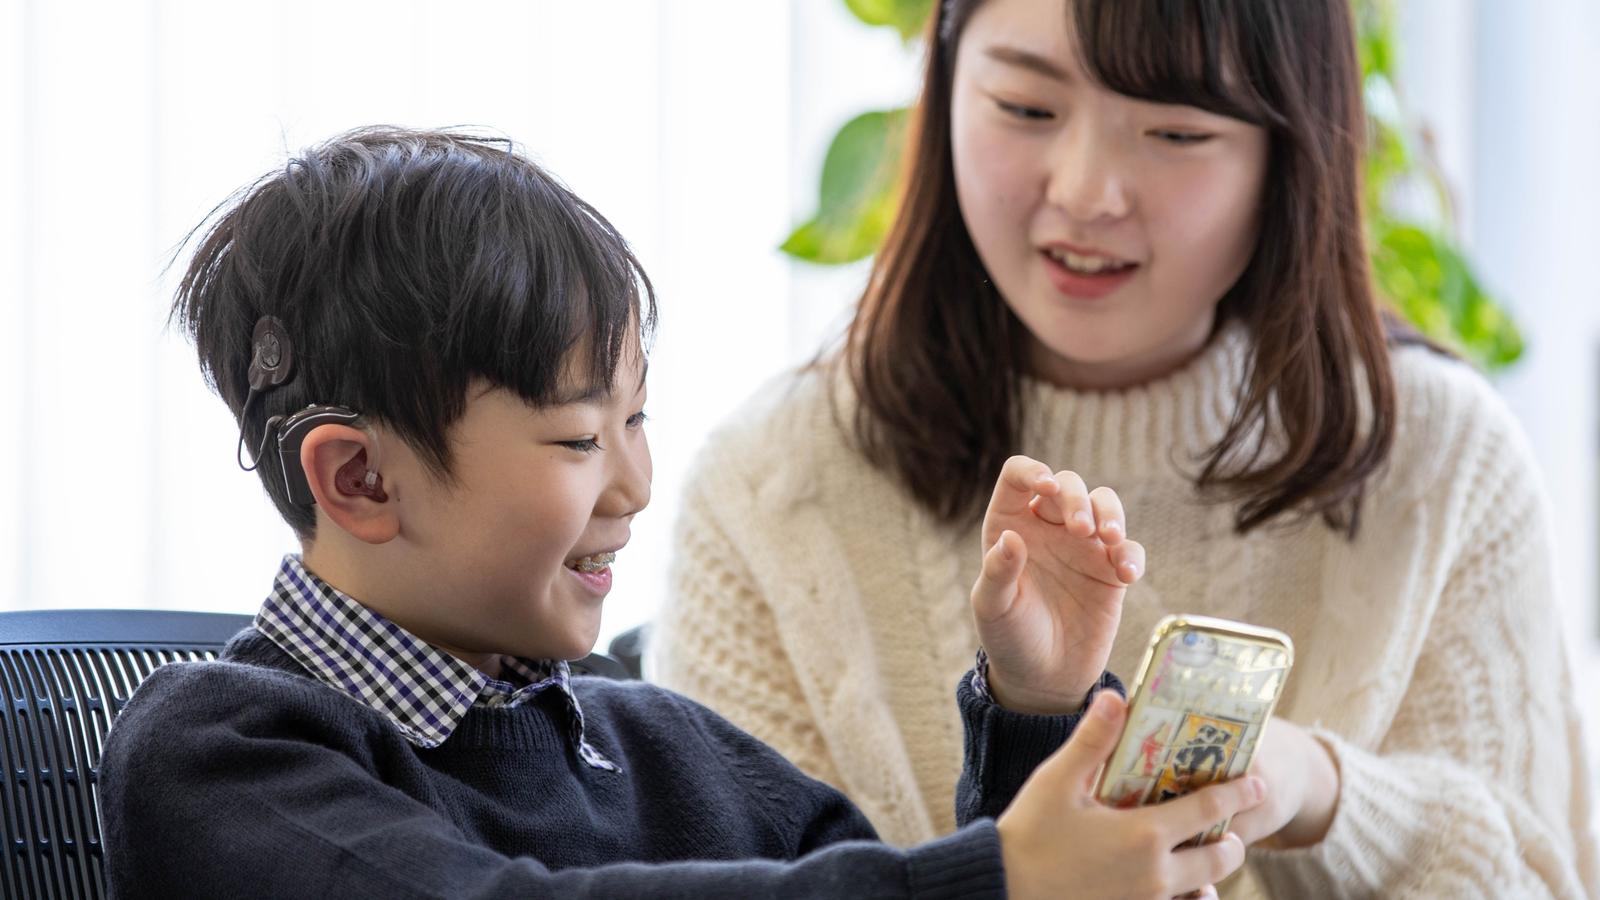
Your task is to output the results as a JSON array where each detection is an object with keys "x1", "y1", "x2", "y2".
[{"x1": 100, "y1": 629, "x2": 1101, "y2": 898}]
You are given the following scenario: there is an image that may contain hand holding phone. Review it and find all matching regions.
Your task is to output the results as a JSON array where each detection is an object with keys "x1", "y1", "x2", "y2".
[
  {"x1": 1095, "y1": 615, "x2": 1295, "y2": 846},
  {"x1": 997, "y1": 689, "x2": 1266, "y2": 900}
]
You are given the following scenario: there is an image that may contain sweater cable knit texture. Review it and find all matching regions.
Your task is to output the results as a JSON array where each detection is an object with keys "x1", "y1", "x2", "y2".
[{"x1": 654, "y1": 325, "x2": 1600, "y2": 899}]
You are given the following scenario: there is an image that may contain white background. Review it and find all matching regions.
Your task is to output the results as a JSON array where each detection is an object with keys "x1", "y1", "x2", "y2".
[{"x1": 2, "y1": 0, "x2": 1596, "y2": 775}]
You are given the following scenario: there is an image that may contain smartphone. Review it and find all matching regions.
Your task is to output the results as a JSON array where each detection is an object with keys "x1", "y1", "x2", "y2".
[{"x1": 1093, "y1": 614, "x2": 1294, "y2": 846}]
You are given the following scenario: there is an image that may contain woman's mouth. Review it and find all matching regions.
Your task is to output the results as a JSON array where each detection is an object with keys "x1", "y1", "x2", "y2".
[{"x1": 1040, "y1": 247, "x2": 1139, "y2": 300}]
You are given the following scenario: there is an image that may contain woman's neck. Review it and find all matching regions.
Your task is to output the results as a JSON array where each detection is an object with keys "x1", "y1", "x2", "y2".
[{"x1": 1027, "y1": 310, "x2": 1219, "y2": 391}]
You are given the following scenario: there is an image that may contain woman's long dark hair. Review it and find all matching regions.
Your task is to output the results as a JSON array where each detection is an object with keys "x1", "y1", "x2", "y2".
[{"x1": 844, "y1": 0, "x2": 1402, "y2": 537}]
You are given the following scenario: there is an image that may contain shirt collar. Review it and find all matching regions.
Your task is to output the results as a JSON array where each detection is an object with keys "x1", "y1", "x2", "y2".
[{"x1": 254, "y1": 554, "x2": 617, "y2": 770}]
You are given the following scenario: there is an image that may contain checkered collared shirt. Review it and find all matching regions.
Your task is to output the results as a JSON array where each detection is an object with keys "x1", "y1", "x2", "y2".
[{"x1": 255, "y1": 555, "x2": 618, "y2": 771}]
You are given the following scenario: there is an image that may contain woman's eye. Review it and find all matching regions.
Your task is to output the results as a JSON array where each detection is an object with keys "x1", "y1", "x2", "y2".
[
  {"x1": 996, "y1": 100, "x2": 1054, "y2": 121},
  {"x1": 1152, "y1": 130, "x2": 1213, "y2": 146},
  {"x1": 560, "y1": 438, "x2": 603, "y2": 454},
  {"x1": 626, "y1": 411, "x2": 648, "y2": 428}
]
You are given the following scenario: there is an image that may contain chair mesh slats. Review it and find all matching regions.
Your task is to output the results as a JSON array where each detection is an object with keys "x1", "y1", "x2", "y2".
[{"x1": 2, "y1": 643, "x2": 223, "y2": 900}]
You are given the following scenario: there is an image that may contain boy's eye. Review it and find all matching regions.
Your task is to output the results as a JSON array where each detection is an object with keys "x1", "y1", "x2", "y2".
[
  {"x1": 1151, "y1": 130, "x2": 1213, "y2": 146},
  {"x1": 995, "y1": 99, "x2": 1054, "y2": 121},
  {"x1": 626, "y1": 410, "x2": 648, "y2": 429},
  {"x1": 560, "y1": 438, "x2": 603, "y2": 454}
]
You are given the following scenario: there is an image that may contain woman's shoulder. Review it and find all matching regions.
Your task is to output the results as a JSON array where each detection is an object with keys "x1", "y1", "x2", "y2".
[
  {"x1": 1383, "y1": 342, "x2": 1540, "y2": 504},
  {"x1": 681, "y1": 363, "x2": 873, "y2": 507}
]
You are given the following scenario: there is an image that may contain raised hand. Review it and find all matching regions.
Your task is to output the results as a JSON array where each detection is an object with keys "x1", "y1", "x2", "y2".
[{"x1": 972, "y1": 455, "x2": 1146, "y2": 714}]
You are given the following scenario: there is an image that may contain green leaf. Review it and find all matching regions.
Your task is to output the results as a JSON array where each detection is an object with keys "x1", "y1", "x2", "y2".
[
  {"x1": 1352, "y1": 0, "x2": 1398, "y2": 79},
  {"x1": 1369, "y1": 220, "x2": 1524, "y2": 369},
  {"x1": 781, "y1": 109, "x2": 909, "y2": 264},
  {"x1": 844, "y1": 0, "x2": 936, "y2": 41}
]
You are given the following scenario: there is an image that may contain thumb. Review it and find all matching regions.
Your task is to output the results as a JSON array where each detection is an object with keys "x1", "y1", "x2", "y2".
[
  {"x1": 1037, "y1": 689, "x2": 1127, "y2": 792},
  {"x1": 971, "y1": 530, "x2": 1026, "y2": 622}
]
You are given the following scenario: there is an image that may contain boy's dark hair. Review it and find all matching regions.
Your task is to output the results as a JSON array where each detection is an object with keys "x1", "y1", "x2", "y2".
[{"x1": 172, "y1": 126, "x2": 656, "y2": 538}]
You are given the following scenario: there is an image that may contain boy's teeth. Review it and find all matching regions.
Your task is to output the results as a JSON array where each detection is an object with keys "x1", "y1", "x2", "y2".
[
  {"x1": 570, "y1": 552, "x2": 617, "y2": 573},
  {"x1": 1047, "y1": 248, "x2": 1126, "y2": 274}
]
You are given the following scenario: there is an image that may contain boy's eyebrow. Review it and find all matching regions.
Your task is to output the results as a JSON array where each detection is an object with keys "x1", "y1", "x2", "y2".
[
  {"x1": 983, "y1": 45, "x2": 1071, "y2": 83},
  {"x1": 552, "y1": 362, "x2": 648, "y2": 406}
]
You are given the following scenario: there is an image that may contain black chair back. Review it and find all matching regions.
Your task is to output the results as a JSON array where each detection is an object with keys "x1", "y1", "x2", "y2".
[
  {"x1": 0, "y1": 608, "x2": 631, "y2": 899},
  {"x1": 1, "y1": 610, "x2": 251, "y2": 900}
]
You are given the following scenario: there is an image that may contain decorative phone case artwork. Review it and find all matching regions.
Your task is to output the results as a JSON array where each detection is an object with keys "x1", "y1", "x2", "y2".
[{"x1": 1097, "y1": 621, "x2": 1291, "y2": 846}]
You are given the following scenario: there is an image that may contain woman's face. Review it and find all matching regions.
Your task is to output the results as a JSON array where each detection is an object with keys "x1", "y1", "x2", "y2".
[{"x1": 950, "y1": 0, "x2": 1270, "y2": 389}]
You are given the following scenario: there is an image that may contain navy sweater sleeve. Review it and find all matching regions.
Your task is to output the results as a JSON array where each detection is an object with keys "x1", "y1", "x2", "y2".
[
  {"x1": 99, "y1": 660, "x2": 1098, "y2": 899},
  {"x1": 955, "y1": 669, "x2": 1124, "y2": 824}
]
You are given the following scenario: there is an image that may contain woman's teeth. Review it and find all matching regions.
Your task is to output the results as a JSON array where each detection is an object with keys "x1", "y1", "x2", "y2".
[
  {"x1": 1046, "y1": 247, "x2": 1130, "y2": 275},
  {"x1": 570, "y1": 552, "x2": 616, "y2": 573}
]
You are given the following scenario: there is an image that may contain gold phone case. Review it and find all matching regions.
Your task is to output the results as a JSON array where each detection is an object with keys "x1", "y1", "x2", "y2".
[{"x1": 1093, "y1": 614, "x2": 1294, "y2": 845}]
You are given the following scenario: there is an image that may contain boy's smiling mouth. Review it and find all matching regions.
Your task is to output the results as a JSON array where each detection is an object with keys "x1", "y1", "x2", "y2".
[{"x1": 568, "y1": 551, "x2": 617, "y2": 574}]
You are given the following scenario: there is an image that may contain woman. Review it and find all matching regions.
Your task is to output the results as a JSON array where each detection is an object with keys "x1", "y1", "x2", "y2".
[{"x1": 654, "y1": 0, "x2": 1600, "y2": 895}]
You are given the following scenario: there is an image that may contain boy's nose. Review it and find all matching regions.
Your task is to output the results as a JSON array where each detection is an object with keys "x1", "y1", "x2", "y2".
[{"x1": 603, "y1": 439, "x2": 652, "y2": 519}]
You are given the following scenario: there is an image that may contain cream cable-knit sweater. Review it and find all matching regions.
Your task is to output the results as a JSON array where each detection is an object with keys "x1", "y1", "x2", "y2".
[{"x1": 653, "y1": 326, "x2": 1600, "y2": 899}]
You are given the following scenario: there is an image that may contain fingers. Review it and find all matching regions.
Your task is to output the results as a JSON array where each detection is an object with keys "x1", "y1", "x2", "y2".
[
  {"x1": 1143, "y1": 776, "x2": 1267, "y2": 844},
  {"x1": 971, "y1": 530, "x2": 1027, "y2": 622},
  {"x1": 1167, "y1": 834, "x2": 1246, "y2": 897},
  {"x1": 993, "y1": 458, "x2": 1131, "y2": 550},
  {"x1": 1089, "y1": 485, "x2": 1127, "y2": 545},
  {"x1": 1040, "y1": 690, "x2": 1128, "y2": 789},
  {"x1": 990, "y1": 456, "x2": 1058, "y2": 523},
  {"x1": 1223, "y1": 795, "x2": 1287, "y2": 847},
  {"x1": 1029, "y1": 470, "x2": 1094, "y2": 536},
  {"x1": 1109, "y1": 539, "x2": 1146, "y2": 585}
]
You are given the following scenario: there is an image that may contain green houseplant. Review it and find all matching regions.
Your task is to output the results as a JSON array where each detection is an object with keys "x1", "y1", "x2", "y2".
[{"x1": 783, "y1": 0, "x2": 1522, "y2": 370}]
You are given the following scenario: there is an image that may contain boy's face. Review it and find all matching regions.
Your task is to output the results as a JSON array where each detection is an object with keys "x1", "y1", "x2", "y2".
[{"x1": 365, "y1": 349, "x2": 651, "y2": 665}]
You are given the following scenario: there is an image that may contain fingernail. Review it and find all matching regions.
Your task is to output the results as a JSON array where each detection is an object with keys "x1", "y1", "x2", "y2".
[
  {"x1": 1120, "y1": 560, "x2": 1141, "y2": 580},
  {"x1": 1247, "y1": 776, "x2": 1266, "y2": 801},
  {"x1": 1073, "y1": 511, "x2": 1093, "y2": 529},
  {"x1": 1103, "y1": 520, "x2": 1123, "y2": 537},
  {"x1": 998, "y1": 535, "x2": 1014, "y2": 561},
  {"x1": 1088, "y1": 692, "x2": 1111, "y2": 720}
]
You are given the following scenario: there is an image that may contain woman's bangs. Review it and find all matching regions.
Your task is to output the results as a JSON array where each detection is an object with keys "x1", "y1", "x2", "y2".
[{"x1": 1070, "y1": 0, "x2": 1277, "y2": 127}]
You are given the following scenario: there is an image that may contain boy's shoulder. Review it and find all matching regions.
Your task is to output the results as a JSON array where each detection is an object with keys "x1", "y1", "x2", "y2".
[
  {"x1": 572, "y1": 675, "x2": 752, "y2": 747},
  {"x1": 105, "y1": 628, "x2": 390, "y2": 760},
  {"x1": 573, "y1": 676, "x2": 831, "y2": 786}
]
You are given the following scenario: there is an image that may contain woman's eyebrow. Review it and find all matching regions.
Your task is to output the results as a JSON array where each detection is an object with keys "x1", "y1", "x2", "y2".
[{"x1": 983, "y1": 45, "x2": 1071, "y2": 83}]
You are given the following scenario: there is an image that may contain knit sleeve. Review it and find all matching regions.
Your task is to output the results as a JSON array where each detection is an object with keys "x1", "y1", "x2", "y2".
[
  {"x1": 955, "y1": 661, "x2": 1123, "y2": 824},
  {"x1": 1249, "y1": 413, "x2": 1600, "y2": 898},
  {"x1": 653, "y1": 462, "x2": 846, "y2": 792}
]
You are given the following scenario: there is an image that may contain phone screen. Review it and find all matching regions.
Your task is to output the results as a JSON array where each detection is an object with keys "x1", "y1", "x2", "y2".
[{"x1": 1095, "y1": 617, "x2": 1292, "y2": 845}]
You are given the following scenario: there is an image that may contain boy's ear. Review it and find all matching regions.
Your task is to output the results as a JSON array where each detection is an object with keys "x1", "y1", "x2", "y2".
[{"x1": 299, "y1": 424, "x2": 399, "y2": 545}]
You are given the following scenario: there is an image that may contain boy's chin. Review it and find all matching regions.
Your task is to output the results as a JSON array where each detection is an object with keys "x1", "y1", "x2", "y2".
[{"x1": 545, "y1": 623, "x2": 603, "y2": 663}]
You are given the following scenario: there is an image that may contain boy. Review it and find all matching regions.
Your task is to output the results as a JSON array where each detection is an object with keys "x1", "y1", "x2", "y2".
[{"x1": 100, "y1": 127, "x2": 1262, "y2": 898}]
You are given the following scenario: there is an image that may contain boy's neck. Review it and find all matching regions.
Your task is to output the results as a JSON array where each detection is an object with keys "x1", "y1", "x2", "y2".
[{"x1": 299, "y1": 542, "x2": 505, "y2": 678}]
